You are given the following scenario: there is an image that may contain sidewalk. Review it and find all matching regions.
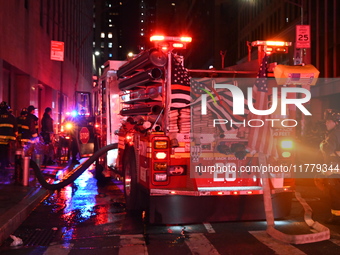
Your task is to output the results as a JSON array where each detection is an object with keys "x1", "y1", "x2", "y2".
[{"x1": 0, "y1": 163, "x2": 66, "y2": 246}]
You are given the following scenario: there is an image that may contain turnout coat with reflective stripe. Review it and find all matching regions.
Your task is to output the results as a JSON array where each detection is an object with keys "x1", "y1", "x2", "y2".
[{"x1": 0, "y1": 112, "x2": 17, "y2": 143}]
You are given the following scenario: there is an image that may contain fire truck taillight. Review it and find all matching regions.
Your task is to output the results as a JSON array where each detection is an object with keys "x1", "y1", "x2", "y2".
[
  {"x1": 154, "y1": 140, "x2": 168, "y2": 149},
  {"x1": 154, "y1": 162, "x2": 167, "y2": 171},
  {"x1": 155, "y1": 152, "x2": 167, "y2": 160},
  {"x1": 154, "y1": 173, "x2": 168, "y2": 182}
]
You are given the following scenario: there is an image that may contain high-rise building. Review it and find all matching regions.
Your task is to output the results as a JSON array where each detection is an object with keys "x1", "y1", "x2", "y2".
[
  {"x1": 93, "y1": 0, "x2": 215, "y2": 71},
  {"x1": 93, "y1": 0, "x2": 140, "y2": 77}
]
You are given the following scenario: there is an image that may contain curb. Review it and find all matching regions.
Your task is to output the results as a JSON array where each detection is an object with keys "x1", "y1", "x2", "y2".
[{"x1": 0, "y1": 188, "x2": 52, "y2": 246}]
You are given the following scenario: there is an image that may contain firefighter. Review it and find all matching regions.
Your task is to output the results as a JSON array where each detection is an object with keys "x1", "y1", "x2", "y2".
[
  {"x1": 21, "y1": 105, "x2": 39, "y2": 156},
  {"x1": 319, "y1": 109, "x2": 340, "y2": 224},
  {"x1": 0, "y1": 101, "x2": 18, "y2": 178},
  {"x1": 17, "y1": 108, "x2": 28, "y2": 146},
  {"x1": 27, "y1": 105, "x2": 39, "y2": 138},
  {"x1": 41, "y1": 107, "x2": 55, "y2": 165}
]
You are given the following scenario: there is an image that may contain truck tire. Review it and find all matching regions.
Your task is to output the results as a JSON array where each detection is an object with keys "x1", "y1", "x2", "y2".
[{"x1": 123, "y1": 149, "x2": 139, "y2": 212}]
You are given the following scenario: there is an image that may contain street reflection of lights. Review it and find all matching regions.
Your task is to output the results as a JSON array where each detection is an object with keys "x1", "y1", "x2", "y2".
[
  {"x1": 257, "y1": 220, "x2": 296, "y2": 226},
  {"x1": 274, "y1": 220, "x2": 295, "y2": 226},
  {"x1": 61, "y1": 227, "x2": 74, "y2": 242},
  {"x1": 76, "y1": 169, "x2": 93, "y2": 188}
]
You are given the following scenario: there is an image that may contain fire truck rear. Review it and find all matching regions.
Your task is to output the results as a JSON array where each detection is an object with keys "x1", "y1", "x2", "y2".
[{"x1": 94, "y1": 36, "x2": 319, "y2": 224}]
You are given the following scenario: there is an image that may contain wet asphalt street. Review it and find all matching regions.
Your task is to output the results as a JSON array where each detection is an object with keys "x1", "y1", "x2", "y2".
[{"x1": 1, "y1": 166, "x2": 340, "y2": 254}]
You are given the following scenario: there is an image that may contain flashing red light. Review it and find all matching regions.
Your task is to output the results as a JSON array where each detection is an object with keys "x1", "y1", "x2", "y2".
[
  {"x1": 150, "y1": 35, "x2": 192, "y2": 42},
  {"x1": 172, "y1": 43, "x2": 185, "y2": 48},
  {"x1": 180, "y1": 36, "x2": 192, "y2": 42},
  {"x1": 150, "y1": 35, "x2": 165, "y2": 41},
  {"x1": 232, "y1": 191, "x2": 238, "y2": 195}
]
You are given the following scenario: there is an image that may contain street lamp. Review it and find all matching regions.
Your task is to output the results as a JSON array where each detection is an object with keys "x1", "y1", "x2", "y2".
[
  {"x1": 285, "y1": 0, "x2": 304, "y2": 25},
  {"x1": 285, "y1": 0, "x2": 308, "y2": 65}
]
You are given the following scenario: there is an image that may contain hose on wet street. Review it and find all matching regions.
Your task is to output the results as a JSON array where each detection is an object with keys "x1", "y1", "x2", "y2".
[{"x1": 30, "y1": 143, "x2": 118, "y2": 190}]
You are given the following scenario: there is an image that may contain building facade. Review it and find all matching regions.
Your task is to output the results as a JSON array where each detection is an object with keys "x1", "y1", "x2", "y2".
[
  {"x1": 93, "y1": 0, "x2": 140, "y2": 77},
  {"x1": 214, "y1": 0, "x2": 340, "y2": 121},
  {"x1": 0, "y1": 0, "x2": 93, "y2": 130}
]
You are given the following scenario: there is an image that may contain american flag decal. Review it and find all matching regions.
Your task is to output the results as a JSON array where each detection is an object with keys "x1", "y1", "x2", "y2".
[
  {"x1": 191, "y1": 78, "x2": 249, "y2": 132},
  {"x1": 170, "y1": 55, "x2": 191, "y2": 109},
  {"x1": 247, "y1": 54, "x2": 277, "y2": 156}
]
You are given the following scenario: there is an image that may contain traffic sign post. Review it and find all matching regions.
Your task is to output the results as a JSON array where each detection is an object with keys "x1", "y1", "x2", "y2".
[
  {"x1": 79, "y1": 127, "x2": 90, "y2": 144},
  {"x1": 296, "y1": 25, "x2": 310, "y2": 48},
  {"x1": 51, "y1": 40, "x2": 64, "y2": 61},
  {"x1": 295, "y1": 25, "x2": 310, "y2": 65}
]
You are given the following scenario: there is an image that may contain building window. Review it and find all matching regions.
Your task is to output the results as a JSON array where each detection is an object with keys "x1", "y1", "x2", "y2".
[
  {"x1": 108, "y1": 32, "x2": 113, "y2": 38},
  {"x1": 101, "y1": 32, "x2": 105, "y2": 38},
  {"x1": 108, "y1": 42, "x2": 113, "y2": 48},
  {"x1": 109, "y1": 53, "x2": 113, "y2": 58}
]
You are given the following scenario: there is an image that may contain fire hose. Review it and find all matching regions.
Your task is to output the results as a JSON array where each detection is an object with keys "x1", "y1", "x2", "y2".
[
  {"x1": 30, "y1": 143, "x2": 118, "y2": 190},
  {"x1": 259, "y1": 152, "x2": 330, "y2": 244}
]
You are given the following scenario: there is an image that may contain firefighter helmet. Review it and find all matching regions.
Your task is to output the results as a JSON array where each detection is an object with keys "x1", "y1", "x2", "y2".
[
  {"x1": 27, "y1": 105, "x2": 36, "y2": 113},
  {"x1": 324, "y1": 109, "x2": 340, "y2": 123},
  {"x1": 0, "y1": 101, "x2": 9, "y2": 110},
  {"x1": 21, "y1": 108, "x2": 28, "y2": 115}
]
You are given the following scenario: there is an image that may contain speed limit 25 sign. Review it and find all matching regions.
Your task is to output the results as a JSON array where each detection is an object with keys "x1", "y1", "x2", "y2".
[{"x1": 296, "y1": 25, "x2": 310, "y2": 48}]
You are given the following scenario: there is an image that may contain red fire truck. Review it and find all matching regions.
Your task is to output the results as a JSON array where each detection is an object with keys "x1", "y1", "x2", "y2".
[{"x1": 93, "y1": 36, "x2": 319, "y2": 224}]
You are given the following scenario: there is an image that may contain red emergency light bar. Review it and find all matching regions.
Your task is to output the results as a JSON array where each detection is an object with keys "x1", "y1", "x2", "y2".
[
  {"x1": 251, "y1": 40, "x2": 292, "y2": 47},
  {"x1": 150, "y1": 35, "x2": 192, "y2": 43}
]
